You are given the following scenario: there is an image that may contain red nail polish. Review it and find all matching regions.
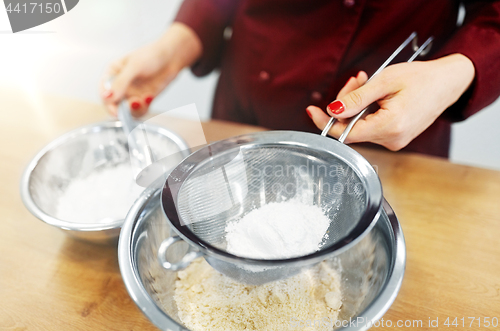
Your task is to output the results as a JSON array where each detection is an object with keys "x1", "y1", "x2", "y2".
[
  {"x1": 327, "y1": 100, "x2": 345, "y2": 115},
  {"x1": 103, "y1": 90, "x2": 113, "y2": 99},
  {"x1": 131, "y1": 101, "x2": 141, "y2": 110},
  {"x1": 306, "y1": 108, "x2": 312, "y2": 118},
  {"x1": 144, "y1": 96, "x2": 154, "y2": 105}
]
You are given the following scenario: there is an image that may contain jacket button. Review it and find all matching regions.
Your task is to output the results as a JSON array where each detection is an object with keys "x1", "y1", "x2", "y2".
[
  {"x1": 311, "y1": 91, "x2": 322, "y2": 102},
  {"x1": 343, "y1": 0, "x2": 355, "y2": 7},
  {"x1": 259, "y1": 71, "x2": 270, "y2": 81},
  {"x1": 223, "y1": 27, "x2": 233, "y2": 40}
]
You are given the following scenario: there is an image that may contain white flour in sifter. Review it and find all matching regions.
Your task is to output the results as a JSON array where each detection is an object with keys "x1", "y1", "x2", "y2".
[
  {"x1": 55, "y1": 163, "x2": 143, "y2": 223},
  {"x1": 225, "y1": 200, "x2": 331, "y2": 259}
]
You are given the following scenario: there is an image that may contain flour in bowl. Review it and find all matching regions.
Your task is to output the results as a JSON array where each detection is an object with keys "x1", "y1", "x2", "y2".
[
  {"x1": 173, "y1": 258, "x2": 342, "y2": 331},
  {"x1": 55, "y1": 163, "x2": 143, "y2": 223},
  {"x1": 225, "y1": 200, "x2": 331, "y2": 259}
]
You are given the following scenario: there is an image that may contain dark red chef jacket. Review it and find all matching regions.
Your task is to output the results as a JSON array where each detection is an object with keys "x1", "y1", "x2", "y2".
[{"x1": 175, "y1": 0, "x2": 500, "y2": 157}]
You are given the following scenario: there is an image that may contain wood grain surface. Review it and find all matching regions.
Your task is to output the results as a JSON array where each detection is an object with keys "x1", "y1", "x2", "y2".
[{"x1": 1, "y1": 88, "x2": 499, "y2": 330}]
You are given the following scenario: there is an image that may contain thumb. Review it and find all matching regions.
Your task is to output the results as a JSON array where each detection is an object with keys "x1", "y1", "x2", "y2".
[{"x1": 326, "y1": 77, "x2": 387, "y2": 119}]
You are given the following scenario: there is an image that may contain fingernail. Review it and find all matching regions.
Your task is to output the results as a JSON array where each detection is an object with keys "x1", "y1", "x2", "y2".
[
  {"x1": 144, "y1": 96, "x2": 154, "y2": 105},
  {"x1": 131, "y1": 101, "x2": 141, "y2": 110},
  {"x1": 103, "y1": 90, "x2": 113, "y2": 99},
  {"x1": 306, "y1": 108, "x2": 312, "y2": 118},
  {"x1": 327, "y1": 100, "x2": 345, "y2": 115}
]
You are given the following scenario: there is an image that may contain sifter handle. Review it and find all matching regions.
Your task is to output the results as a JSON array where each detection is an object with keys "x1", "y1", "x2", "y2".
[
  {"x1": 321, "y1": 32, "x2": 418, "y2": 138},
  {"x1": 337, "y1": 35, "x2": 433, "y2": 143},
  {"x1": 321, "y1": 32, "x2": 433, "y2": 143},
  {"x1": 158, "y1": 236, "x2": 204, "y2": 271}
]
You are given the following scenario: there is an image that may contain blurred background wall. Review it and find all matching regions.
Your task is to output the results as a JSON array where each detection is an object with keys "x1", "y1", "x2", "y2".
[{"x1": 1, "y1": 0, "x2": 499, "y2": 170}]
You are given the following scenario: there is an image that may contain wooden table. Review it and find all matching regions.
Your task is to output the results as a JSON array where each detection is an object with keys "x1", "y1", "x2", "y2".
[{"x1": 1, "y1": 88, "x2": 499, "y2": 330}]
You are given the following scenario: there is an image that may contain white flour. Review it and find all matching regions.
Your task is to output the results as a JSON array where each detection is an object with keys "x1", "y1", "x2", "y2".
[
  {"x1": 225, "y1": 201, "x2": 330, "y2": 259},
  {"x1": 55, "y1": 164, "x2": 143, "y2": 223}
]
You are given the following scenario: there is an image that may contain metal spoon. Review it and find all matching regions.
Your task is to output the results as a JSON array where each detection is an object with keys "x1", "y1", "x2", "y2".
[{"x1": 118, "y1": 102, "x2": 155, "y2": 181}]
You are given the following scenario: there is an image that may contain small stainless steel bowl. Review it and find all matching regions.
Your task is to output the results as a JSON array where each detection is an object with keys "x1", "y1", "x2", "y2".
[
  {"x1": 119, "y1": 181, "x2": 406, "y2": 331},
  {"x1": 20, "y1": 120, "x2": 190, "y2": 245}
]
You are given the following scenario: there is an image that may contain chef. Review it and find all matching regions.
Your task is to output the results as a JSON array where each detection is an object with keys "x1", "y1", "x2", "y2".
[{"x1": 101, "y1": 0, "x2": 500, "y2": 157}]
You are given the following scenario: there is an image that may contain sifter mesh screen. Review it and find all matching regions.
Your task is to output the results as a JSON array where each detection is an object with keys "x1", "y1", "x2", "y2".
[{"x1": 175, "y1": 144, "x2": 367, "y2": 252}]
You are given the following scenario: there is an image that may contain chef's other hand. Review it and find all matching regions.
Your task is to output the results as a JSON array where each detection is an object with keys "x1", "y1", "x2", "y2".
[
  {"x1": 307, "y1": 54, "x2": 475, "y2": 151},
  {"x1": 100, "y1": 22, "x2": 202, "y2": 117}
]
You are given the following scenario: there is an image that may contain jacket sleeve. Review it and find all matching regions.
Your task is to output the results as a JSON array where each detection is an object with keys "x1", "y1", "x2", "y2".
[
  {"x1": 436, "y1": 1, "x2": 500, "y2": 122},
  {"x1": 174, "y1": 0, "x2": 240, "y2": 76}
]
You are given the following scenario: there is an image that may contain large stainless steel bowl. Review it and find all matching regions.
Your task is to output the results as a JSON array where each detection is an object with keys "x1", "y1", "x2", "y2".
[
  {"x1": 118, "y1": 181, "x2": 406, "y2": 330},
  {"x1": 20, "y1": 120, "x2": 190, "y2": 245}
]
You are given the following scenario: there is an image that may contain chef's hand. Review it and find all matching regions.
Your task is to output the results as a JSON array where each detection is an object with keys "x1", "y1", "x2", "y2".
[
  {"x1": 307, "y1": 54, "x2": 475, "y2": 151},
  {"x1": 100, "y1": 22, "x2": 202, "y2": 117}
]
